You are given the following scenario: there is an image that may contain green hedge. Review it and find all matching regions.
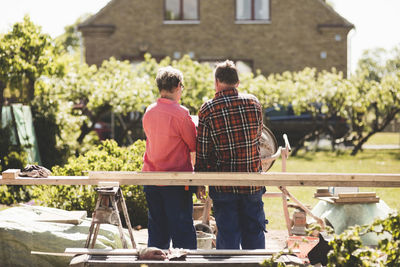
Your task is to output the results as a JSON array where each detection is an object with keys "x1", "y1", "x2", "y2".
[
  {"x1": 0, "y1": 126, "x2": 31, "y2": 205},
  {"x1": 30, "y1": 139, "x2": 148, "y2": 226}
]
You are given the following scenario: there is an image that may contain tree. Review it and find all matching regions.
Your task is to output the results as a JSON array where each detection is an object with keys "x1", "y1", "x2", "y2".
[
  {"x1": 241, "y1": 68, "x2": 353, "y2": 154},
  {"x1": 56, "y1": 14, "x2": 91, "y2": 54},
  {"x1": 0, "y1": 15, "x2": 63, "y2": 104},
  {"x1": 356, "y1": 46, "x2": 400, "y2": 82},
  {"x1": 45, "y1": 54, "x2": 216, "y2": 152},
  {"x1": 348, "y1": 69, "x2": 400, "y2": 155},
  {"x1": 348, "y1": 45, "x2": 400, "y2": 155},
  {"x1": 46, "y1": 56, "x2": 156, "y2": 150},
  {"x1": 0, "y1": 16, "x2": 67, "y2": 168}
]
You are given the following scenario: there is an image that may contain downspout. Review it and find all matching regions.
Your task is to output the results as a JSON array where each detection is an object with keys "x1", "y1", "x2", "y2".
[{"x1": 347, "y1": 28, "x2": 356, "y2": 78}]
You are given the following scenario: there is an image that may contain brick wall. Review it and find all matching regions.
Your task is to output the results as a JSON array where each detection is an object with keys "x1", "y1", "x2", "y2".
[{"x1": 79, "y1": 0, "x2": 353, "y2": 76}]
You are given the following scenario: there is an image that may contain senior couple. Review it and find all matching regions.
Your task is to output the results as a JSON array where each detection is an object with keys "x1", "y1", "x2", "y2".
[{"x1": 142, "y1": 60, "x2": 266, "y2": 251}]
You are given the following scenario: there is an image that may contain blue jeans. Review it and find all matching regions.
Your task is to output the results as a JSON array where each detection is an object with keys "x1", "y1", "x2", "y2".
[
  {"x1": 209, "y1": 187, "x2": 267, "y2": 249},
  {"x1": 144, "y1": 186, "x2": 197, "y2": 249}
]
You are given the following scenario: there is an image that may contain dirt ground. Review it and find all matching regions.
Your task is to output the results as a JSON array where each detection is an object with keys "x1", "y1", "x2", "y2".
[{"x1": 133, "y1": 228, "x2": 289, "y2": 250}]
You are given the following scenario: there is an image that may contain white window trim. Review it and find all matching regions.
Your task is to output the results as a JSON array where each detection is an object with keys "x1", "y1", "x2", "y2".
[
  {"x1": 163, "y1": 20, "x2": 200, "y2": 25},
  {"x1": 235, "y1": 20, "x2": 271, "y2": 24}
]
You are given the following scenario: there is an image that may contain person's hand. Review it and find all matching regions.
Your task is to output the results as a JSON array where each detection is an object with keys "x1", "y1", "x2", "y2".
[
  {"x1": 138, "y1": 247, "x2": 167, "y2": 260},
  {"x1": 196, "y1": 186, "x2": 206, "y2": 200}
]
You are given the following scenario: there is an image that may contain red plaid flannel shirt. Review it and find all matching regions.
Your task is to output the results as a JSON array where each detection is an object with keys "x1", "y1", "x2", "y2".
[{"x1": 194, "y1": 88, "x2": 264, "y2": 194}]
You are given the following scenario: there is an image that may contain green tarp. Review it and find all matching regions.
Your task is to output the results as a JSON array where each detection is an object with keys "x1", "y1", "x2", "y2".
[
  {"x1": 1, "y1": 104, "x2": 41, "y2": 165},
  {"x1": 311, "y1": 200, "x2": 392, "y2": 245},
  {"x1": 0, "y1": 206, "x2": 133, "y2": 266}
]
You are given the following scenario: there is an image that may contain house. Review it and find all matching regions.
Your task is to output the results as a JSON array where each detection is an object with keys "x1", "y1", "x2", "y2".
[{"x1": 78, "y1": 0, "x2": 354, "y2": 76}]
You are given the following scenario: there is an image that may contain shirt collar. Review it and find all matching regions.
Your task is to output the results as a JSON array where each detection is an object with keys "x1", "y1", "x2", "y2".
[
  {"x1": 157, "y1": 97, "x2": 178, "y2": 105},
  {"x1": 215, "y1": 87, "x2": 238, "y2": 98}
]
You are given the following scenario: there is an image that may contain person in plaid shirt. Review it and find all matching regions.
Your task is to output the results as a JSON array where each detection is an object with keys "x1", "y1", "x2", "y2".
[{"x1": 195, "y1": 60, "x2": 267, "y2": 249}]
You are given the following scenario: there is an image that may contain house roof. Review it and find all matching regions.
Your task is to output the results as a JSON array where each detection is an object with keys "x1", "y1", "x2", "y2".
[
  {"x1": 317, "y1": 0, "x2": 355, "y2": 29},
  {"x1": 78, "y1": 0, "x2": 118, "y2": 29}
]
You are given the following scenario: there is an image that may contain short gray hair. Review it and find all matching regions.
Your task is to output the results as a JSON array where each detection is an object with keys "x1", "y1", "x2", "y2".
[{"x1": 156, "y1": 66, "x2": 183, "y2": 92}]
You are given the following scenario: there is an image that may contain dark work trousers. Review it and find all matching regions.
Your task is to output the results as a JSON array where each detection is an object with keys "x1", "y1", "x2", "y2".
[
  {"x1": 144, "y1": 186, "x2": 197, "y2": 249},
  {"x1": 209, "y1": 186, "x2": 267, "y2": 249}
]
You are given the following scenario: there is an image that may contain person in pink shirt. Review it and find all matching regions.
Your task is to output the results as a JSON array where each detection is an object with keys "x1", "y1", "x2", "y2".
[{"x1": 142, "y1": 66, "x2": 203, "y2": 249}]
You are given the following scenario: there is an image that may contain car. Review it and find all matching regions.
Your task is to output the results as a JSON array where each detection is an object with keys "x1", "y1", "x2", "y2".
[
  {"x1": 264, "y1": 105, "x2": 350, "y2": 147},
  {"x1": 94, "y1": 121, "x2": 112, "y2": 140}
]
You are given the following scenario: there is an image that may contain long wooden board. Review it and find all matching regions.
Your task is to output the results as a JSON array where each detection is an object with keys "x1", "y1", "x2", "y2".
[
  {"x1": 338, "y1": 192, "x2": 376, "y2": 198},
  {"x1": 1, "y1": 171, "x2": 400, "y2": 187},
  {"x1": 64, "y1": 248, "x2": 298, "y2": 256},
  {"x1": 334, "y1": 197, "x2": 380, "y2": 204}
]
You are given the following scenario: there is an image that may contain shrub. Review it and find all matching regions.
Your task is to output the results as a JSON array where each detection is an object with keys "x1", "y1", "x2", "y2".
[
  {"x1": 31, "y1": 139, "x2": 148, "y2": 226},
  {"x1": 0, "y1": 126, "x2": 31, "y2": 205},
  {"x1": 327, "y1": 212, "x2": 400, "y2": 266}
]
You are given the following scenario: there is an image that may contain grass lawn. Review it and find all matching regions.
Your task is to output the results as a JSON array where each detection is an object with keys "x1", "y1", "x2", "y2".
[
  {"x1": 263, "y1": 146, "x2": 400, "y2": 231},
  {"x1": 365, "y1": 132, "x2": 400, "y2": 145}
]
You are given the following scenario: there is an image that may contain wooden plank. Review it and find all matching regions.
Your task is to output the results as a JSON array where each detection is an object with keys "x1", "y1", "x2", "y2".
[
  {"x1": 314, "y1": 193, "x2": 333, "y2": 197},
  {"x1": 0, "y1": 176, "x2": 92, "y2": 185},
  {"x1": 73, "y1": 255, "x2": 304, "y2": 266},
  {"x1": 98, "y1": 181, "x2": 120, "y2": 187},
  {"x1": 64, "y1": 248, "x2": 297, "y2": 256},
  {"x1": 334, "y1": 197, "x2": 380, "y2": 204},
  {"x1": 35, "y1": 211, "x2": 87, "y2": 225},
  {"x1": 31, "y1": 251, "x2": 73, "y2": 257},
  {"x1": 317, "y1": 197, "x2": 335, "y2": 203},
  {"x1": 2, "y1": 169, "x2": 20, "y2": 179},
  {"x1": 338, "y1": 192, "x2": 376, "y2": 198},
  {"x1": 0, "y1": 171, "x2": 400, "y2": 187}
]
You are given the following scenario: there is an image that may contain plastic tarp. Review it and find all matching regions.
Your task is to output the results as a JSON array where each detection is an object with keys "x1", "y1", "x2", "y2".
[
  {"x1": 1, "y1": 106, "x2": 18, "y2": 145},
  {"x1": 0, "y1": 206, "x2": 133, "y2": 267},
  {"x1": 1, "y1": 105, "x2": 41, "y2": 165},
  {"x1": 311, "y1": 200, "x2": 392, "y2": 245}
]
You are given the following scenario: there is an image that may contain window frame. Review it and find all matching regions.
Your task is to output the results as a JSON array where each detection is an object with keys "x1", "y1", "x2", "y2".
[
  {"x1": 235, "y1": 0, "x2": 271, "y2": 23},
  {"x1": 164, "y1": 0, "x2": 200, "y2": 22}
]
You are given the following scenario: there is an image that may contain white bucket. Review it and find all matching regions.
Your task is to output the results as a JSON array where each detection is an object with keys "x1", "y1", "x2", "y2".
[{"x1": 196, "y1": 231, "x2": 214, "y2": 250}]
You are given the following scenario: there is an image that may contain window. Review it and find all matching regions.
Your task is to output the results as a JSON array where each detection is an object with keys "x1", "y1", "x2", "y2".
[
  {"x1": 165, "y1": 0, "x2": 199, "y2": 21},
  {"x1": 236, "y1": 0, "x2": 270, "y2": 21}
]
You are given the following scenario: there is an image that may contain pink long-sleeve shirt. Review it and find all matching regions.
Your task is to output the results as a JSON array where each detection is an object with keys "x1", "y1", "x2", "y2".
[{"x1": 142, "y1": 98, "x2": 197, "y2": 172}]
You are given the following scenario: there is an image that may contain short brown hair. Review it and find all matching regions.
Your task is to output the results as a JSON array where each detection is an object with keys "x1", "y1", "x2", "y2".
[
  {"x1": 214, "y1": 60, "x2": 239, "y2": 85},
  {"x1": 156, "y1": 66, "x2": 183, "y2": 92}
]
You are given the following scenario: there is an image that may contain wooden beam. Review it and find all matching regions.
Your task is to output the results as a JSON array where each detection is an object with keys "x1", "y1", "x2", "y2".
[
  {"x1": 0, "y1": 171, "x2": 400, "y2": 187},
  {"x1": 64, "y1": 248, "x2": 297, "y2": 256},
  {"x1": 338, "y1": 192, "x2": 376, "y2": 198},
  {"x1": 0, "y1": 176, "x2": 91, "y2": 185}
]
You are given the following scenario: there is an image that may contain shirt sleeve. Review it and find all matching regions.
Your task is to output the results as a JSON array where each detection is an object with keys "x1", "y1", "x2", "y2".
[
  {"x1": 194, "y1": 113, "x2": 213, "y2": 172},
  {"x1": 180, "y1": 112, "x2": 197, "y2": 152}
]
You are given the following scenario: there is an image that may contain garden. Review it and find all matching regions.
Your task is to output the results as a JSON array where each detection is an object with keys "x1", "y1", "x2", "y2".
[{"x1": 1, "y1": 16, "x2": 400, "y2": 266}]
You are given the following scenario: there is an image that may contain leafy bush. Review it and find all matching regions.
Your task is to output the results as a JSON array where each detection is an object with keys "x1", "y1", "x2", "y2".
[
  {"x1": 328, "y1": 212, "x2": 400, "y2": 266},
  {"x1": 31, "y1": 139, "x2": 148, "y2": 226},
  {"x1": 0, "y1": 126, "x2": 31, "y2": 205}
]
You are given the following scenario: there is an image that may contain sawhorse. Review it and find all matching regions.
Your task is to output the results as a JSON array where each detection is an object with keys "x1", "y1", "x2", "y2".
[{"x1": 85, "y1": 183, "x2": 136, "y2": 249}]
